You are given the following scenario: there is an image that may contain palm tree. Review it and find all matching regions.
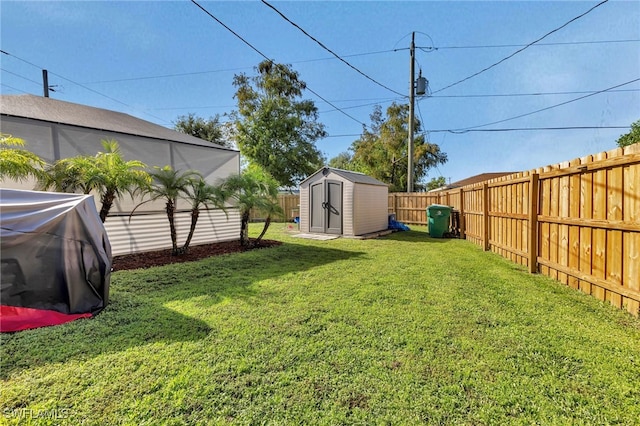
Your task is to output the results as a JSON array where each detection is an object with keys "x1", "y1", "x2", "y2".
[
  {"x1": 36, "y1": 140, "x2": 150, "y2": 222},
  {"x1": 133, "y1": 166, "x2": 199, "y2": 255},
  {"x1": 37, "y1": 158, "x2": 93, "y2": 194},
  {"x1": 91, "y1": 140, "x2": 150, "y2": 222},
  {"x1": 181, "y1": 177, "x2": 228, "y2": 253},
  {"x1": 0, "y1": 134, "x2": 45, "y2": 182},
  {"x1": 221, "y1": 172, "x2": 282, "y2": 247}
]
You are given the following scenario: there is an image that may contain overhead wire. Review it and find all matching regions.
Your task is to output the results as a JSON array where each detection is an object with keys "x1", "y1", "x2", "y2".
[
  {"x1": 190, "y1": 0, "x2": 367, "y2": 127},
  {"x1": 74, "y1": 39, "x2": 636, "y2": 85},
  {"x1": 0, "y1": 50, "x2": 172, "y2": 125},
  {"x1": 448, "y1": 77, "x2": 640, "y2": 132},
  {"x1": 260, "y1": 0, "x2": 405, "y2": 97},
  {"x1": 0, "y1": 68, "x2": 41, "y2": 86},
  {"x1": 428, "y1": 126, "x2": 630, "y2": 133},
  {"x1": 431, "y1": 38, "x2": 639, "y2": 50},
  {"x1": 323, "y1": 125, "x2": 631, "y2": 138},
  {"x1": 0, "y1": 83, "x2": 28, "y2": 94},
  {"x1": 429, "y1": 89, "x2": 639, "y2": 99},
  {"x1": 431, "y1": 0, "x2": 610, "y2": 94}
]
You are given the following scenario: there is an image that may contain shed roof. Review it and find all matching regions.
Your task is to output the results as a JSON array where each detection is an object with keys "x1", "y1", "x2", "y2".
[
  {"x1": 0, "y1": 94, "x2": 236, "y2": 151},
  {"x1": 301, "y1": 167, "x2": 388, "y2": 186}
]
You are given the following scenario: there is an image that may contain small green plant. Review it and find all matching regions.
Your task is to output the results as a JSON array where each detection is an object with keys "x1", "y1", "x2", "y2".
[{"x1": 0, "y1": 134, "x2": 45, "y2": 182}]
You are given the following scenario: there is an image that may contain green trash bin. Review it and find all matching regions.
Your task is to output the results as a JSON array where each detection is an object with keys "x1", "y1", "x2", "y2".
[{"x1": 427, "y1": 204, "x2": 451, "y2": 238}]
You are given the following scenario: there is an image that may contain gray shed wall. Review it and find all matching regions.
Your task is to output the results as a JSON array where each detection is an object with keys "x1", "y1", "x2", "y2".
[{"x1": 300, "y1": 169, "x2": 388, "y2": 237}]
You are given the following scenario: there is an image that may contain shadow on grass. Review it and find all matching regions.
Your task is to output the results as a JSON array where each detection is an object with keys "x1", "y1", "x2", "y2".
[
  {"x1": 381, "y1": 229, "x2": 456, "y2": 243},
  {"x1": 1, "y1": 242, "x2": 364, "y2": 378}
]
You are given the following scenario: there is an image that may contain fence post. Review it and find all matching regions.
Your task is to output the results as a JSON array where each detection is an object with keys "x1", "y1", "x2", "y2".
[
  {"x1": 459, "y1": 188, "x2": 465, "y2": 239},
  {"x1": 528, "y1": 173, "x2": 540, "y2": 273},
  {"x1": 483, "y1": 182, "x2": 490, "y2": 251},
  {"x1": 393, "y1": 193, "x2": 398, "y2": 220}
]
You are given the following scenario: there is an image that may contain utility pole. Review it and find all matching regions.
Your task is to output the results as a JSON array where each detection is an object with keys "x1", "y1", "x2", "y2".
[
  {"x1": 42, "y1": 69, "x2": 49, "y2": 98},
  {"x1": 407, "y1": 32, "x2": 415, "y2": 193},
  {"x1": 407, "y1": 32, "x2": 427, "y2": 193}
]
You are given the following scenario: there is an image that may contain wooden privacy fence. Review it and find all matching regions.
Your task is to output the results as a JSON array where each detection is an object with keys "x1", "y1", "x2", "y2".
[
  {"x1": 389, "y1": 145, "x2": 640, "y2": 317},
  {"x1": 249, "y1": 194, "x2": 300, "y2": 222}
]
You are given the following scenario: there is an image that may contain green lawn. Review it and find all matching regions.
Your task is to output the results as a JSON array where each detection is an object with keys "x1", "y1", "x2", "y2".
[{"x1": 2, "y1": 224, "x2": 639, "y2": 425}]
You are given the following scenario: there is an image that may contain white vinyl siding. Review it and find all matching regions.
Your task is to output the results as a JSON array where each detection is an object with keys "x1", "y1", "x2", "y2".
[{"x1": 104, "y1": 209, "x2": 240, "y2": 256}]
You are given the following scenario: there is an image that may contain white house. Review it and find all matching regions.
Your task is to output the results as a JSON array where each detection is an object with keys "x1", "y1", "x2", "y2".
[{"x1": 0, "y1": 94, "x2": 241, "y2": 255}]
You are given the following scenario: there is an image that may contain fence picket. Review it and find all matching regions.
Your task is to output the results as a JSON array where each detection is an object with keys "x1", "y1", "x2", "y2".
[{"x1": 271, "y1": 145, "x2": 640, "y2": 316}]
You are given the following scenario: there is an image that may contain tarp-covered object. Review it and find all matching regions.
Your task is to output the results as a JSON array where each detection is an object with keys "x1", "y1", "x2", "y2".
[{"x1": 0, "y1": 189, "x2": 111, "y2": 332}]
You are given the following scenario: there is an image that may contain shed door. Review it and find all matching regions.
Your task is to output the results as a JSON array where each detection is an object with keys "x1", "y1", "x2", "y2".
[{"x1": 309, "y1": 180, "x2": 343, "y2": 234}]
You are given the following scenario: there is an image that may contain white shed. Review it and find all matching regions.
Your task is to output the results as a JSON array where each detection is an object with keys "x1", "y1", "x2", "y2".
[
  {"x1": 0, "y1": 94, "x2": 240, "y2": 255},
  {"x1": 299, "y1": 167, "x2": 389, "y2": 237}
]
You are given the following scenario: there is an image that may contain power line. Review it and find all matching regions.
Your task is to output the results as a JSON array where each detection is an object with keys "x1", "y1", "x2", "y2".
[
  {"x1": 448, "y1": 77, "x2": 640, "y2": 131},
  {"x1": 0, "y1": 49, "x2": 172, "y2": 125},
  {"x1": 0, "y1": 83, "x2": 28, "y2": 94},
  {"x1": 190, "y1": 0, "x2": 366, "y2": 127},
  {"x1": 260, "y1": 0, "x2": 405, "y2": 97},
  {"x1": 79, "y1": 39, "x2": 636, "y2": 85},
  {"x1": 431, "y1": 38, "x2": 640, "y2": 50},
  {"x1": 147, "y1": 87, "x2": 639, "y2": 113},
  {"x1": 429, "y1": 88, "x2": 639, "y2": 99},
  {"x1": 323, "y1": 125, "x2": 630, "y2": 139},
  {"x1": 432, "y1": 0, "x2": 610, "y2": 94},
  {"x1": 427, "y1": 126, "x2": 630, "y2": 134},
  {"x1": 0, "y1": 68, "x2": 41, "y2": 86},
  {"x1": 319, "y1": 98, "x2": 402, "y2": 114}
]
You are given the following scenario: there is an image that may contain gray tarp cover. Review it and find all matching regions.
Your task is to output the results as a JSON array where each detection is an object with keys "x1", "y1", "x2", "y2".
[{"x1": 1, "y1": 189, "x2": 111, "y2": 315}]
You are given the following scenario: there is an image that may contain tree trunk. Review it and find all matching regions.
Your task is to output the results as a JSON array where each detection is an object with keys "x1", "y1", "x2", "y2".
[
  {"x1": 240, "y1": 211, "x2": 250, "y2": 246},
  {"x1": 166, "y1": 200, "x2": 179, "y2": 255},
  {"x1": 182, "y1": 208, "x2": 200, "y2": 253},
  {"x1": 254, "y1": 215, "x2": 271, "y2": 246},
  {"x1": 99, "y1": 191, "x2": 115, "y2": 223}
]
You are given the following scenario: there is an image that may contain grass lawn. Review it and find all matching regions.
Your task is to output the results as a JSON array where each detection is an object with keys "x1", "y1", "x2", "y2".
[{"x1": 2, "y1": 224, "x2": 639, "y2": 425}]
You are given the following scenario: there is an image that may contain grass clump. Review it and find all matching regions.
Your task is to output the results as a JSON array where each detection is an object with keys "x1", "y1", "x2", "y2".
[{"x1": 1, "y1": 225, "x2": 639, "y2": 425}]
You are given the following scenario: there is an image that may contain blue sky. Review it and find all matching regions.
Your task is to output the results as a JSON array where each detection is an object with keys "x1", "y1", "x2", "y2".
[{"x1": 1, "y1": 0, "x2": 638, "y2": 184}]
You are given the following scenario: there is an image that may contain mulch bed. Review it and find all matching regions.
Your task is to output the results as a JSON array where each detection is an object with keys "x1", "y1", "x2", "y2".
[{"x1": 111, "y1": 239, "x2": 282, "y2": 271}]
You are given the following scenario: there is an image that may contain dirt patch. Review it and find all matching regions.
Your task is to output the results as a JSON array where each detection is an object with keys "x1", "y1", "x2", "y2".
[{"x1": 111, "y1": 239, "x2": 282, "y2": 271}]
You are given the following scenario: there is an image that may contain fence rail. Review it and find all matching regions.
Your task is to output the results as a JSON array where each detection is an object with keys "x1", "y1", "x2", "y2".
[
  {"x1": 388, "y1": 144, "x2": 640, "y2": 317},
  {"x1": 249, "y1": 144, "x2": 640, "y2": 317},
  {"x1": 249, "y1": 194, "x2": 299, "y2": 222}
]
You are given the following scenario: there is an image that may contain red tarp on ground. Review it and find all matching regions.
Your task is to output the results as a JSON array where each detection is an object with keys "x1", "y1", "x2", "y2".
[{"x1": 0, "y1": 305, "x2": 93, "y2": 332}]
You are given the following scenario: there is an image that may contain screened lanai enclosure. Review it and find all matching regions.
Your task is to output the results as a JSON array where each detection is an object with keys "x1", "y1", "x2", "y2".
[{"x1": 0, "y1": 94, "x2": 241, "y2": 255}]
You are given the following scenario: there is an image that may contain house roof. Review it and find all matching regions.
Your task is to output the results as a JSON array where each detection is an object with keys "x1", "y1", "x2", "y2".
[
  {"x1": 301, "y1": 167, "x2": 388, "y2": 186},
  {"x1": 450, "y1": 172, "x2": 515, "y2": 187},
  {"x1": 429, "y1": 172, "x2": 515, "y2": 192},
  {"x1": 0, "y1": 94, "x2": 236, "y2": 151}
]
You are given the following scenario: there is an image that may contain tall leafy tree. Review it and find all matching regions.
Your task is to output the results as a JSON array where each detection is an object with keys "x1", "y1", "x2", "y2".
[
  {"x1": 426, "y1": 176, "x2": 447, "y2": 191},
  {"x1": 327, "y1": 152, "x2": 355, "y2": 170},
  {"x1": 0, "y1": 134, "x2": 45, "y2": 182},
  {"x1": 617, "y1": 119, "x2": 640, "y2": 148},
  {"x1": 173, "y1": 113, "x2": 229, "y2": 147},
  {"x1": 232, "y1": 60, "x2": 326, "y2": 188},
  {"x1": 37, "y1": 140, "x2": 150, "y2": 222},
  {"x1": 342, "y1": 103, "x2": 447, "y2": 192}
]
